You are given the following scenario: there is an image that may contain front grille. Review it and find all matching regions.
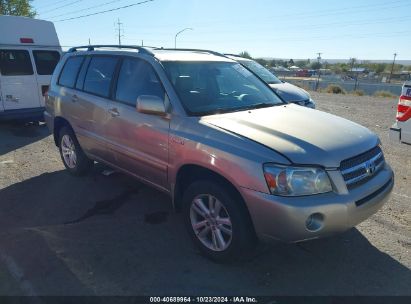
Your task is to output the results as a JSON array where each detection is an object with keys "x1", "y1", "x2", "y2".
[{"x1": 340, "y1": 146, "x2": 385, "y2": 188}]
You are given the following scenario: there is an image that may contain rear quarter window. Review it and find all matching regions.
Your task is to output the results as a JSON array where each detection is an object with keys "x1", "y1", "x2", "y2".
[
  {"x1": 33, "y1": 50, "x2": 61, "y2": 75},
  {"x1": 0, "y1": 49, "x2": 33, "y2": 76},
  {"x1": 58, "y1": 56, "x2": 84, "y2": 88}
]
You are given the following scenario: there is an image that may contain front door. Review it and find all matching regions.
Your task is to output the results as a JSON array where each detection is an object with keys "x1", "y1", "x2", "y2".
[
  {"x1": 0, "y1": 49, "x2": 41, "y2": 110},
  {"x1": 105, "y1": 57, "x2": 170, "y2": 189}
]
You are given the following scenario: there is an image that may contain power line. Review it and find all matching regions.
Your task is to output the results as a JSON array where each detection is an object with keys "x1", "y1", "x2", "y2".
[
  {"x1": 53, "y1": 0, "x2": 154, "y2": 22},
  {"x1": 35, "y1": 0, "x2": 73, "y2": 11},
  {"x1": 119, "y1": 0, "x2": 410, "y2": 31},
  {"x1": 270, "y1": 0, "x2": 410, "y2": 20},
  {"x1": 47, "y1": 0, "x2": 127, "y2": 19},
  {"x1": 38, "y1": 0, "x2": 84, "y2": 16}
]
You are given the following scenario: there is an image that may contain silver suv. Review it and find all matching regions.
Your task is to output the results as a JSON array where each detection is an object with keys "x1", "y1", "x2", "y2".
[{"x1": 45, "y1": 46, "x2": 394, "y2": 261}]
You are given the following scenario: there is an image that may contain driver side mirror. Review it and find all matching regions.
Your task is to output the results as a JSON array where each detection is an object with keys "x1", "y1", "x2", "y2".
[{"x1": 136, "y1": 95, "x2": 166, "y2": 116}]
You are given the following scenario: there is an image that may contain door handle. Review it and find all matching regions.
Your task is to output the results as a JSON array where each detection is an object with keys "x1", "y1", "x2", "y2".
[
  {"x1": 108, "y1": 108, "x2": 120, "y2": 117},
  {"x1": 71, "y1": 95, "x2": 78, "y2": 102}
]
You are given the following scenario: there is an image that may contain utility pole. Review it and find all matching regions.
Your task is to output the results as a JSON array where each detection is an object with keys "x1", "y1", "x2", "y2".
[
  {"x1": 115, "y1": 18, "x2": 124, "y2": 46},
  {"x1": 315, "y1": 52, "x2": 322, "y2": 91},
  {"x1": 388, "y1": 53, "x2": 397, "y2": 83},
  {"x1": 349, "y1": 57, "x2": 356, "y2": 73},
  {"x1": 349, "y1": 58, "x2": 359, "y2": 91}
]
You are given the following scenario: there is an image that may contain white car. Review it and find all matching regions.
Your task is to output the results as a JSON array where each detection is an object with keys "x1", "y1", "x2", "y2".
[
  {"x1": 0, "y1": 16, "x2": 61, "y2": 122},
  {"x1": 225, "y1": 55, "x2": 316, "y2": 108},
  {"x1": 390, "y1": 81, "x2": 411, "y2": 145}
]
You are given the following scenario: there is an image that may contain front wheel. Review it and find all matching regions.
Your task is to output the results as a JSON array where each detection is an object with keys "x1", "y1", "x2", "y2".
[
  {"x1": 59, "y1": 126, "x2": 93, "y2": 176},
  {"x1": 183, "y1": 180, "x2": 256, "y2": 262}
]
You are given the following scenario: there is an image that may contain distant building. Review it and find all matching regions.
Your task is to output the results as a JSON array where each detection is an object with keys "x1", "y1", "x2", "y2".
[{"x1": 350, "y1": 67, "x2": 368, "y2": 73}]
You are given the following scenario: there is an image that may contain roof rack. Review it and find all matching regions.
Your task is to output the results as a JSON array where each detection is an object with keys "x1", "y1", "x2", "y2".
[
  {"x1": 224, "y1": 53, "x2": 242, "y2": 57},
  {"x1": 67, "y1": 45, "x2": 154, "y2": 56},
  {"x1": 153, "y1": 48, "x2": 227, "y2": 58}
]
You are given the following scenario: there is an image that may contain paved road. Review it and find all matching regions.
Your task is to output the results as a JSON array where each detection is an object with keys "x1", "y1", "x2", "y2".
[{"x1": 0, "y1": 93, "x2": 410, "y2": 296}]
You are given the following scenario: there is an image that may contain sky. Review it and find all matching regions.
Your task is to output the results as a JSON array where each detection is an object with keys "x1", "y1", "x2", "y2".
[{"x1": 32, "y1": 0, "x2": 411, "y2": 61}]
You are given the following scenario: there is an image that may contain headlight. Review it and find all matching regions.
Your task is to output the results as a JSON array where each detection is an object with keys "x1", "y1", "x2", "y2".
[
  {"x1": 263, "y1": 164, "x2": 332, "y2": 196},
  {"x1": 308, "y1": 97, "x2": 316, "y2": 108}
]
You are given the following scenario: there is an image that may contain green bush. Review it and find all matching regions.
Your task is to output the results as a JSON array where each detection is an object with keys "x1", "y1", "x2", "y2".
[
  {"x1": 352, "y1": 90, "x2": 365, "y2": 96},
  {"x1": 326, "y1": 85, "x2": 346, "y2": 94},
  {"x1": 374, "y1": 90, "x2": 396, "y2": 98}
]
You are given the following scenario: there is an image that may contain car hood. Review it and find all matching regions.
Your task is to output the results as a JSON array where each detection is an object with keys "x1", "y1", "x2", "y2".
[
  {"x1": 203, "y1": 104, "x2": 378, "y2": 168},
  {"x1": 269, "y1": 82, "x2": 309, "y2": 102}
]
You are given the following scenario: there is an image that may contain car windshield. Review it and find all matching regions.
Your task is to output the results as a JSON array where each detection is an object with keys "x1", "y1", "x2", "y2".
[
  {"x1": 239, "y1": 59, "x2": 282, "y2": 85},
  {"x1": 163, "y1": 61, "x2": 284, "y2": 116}
]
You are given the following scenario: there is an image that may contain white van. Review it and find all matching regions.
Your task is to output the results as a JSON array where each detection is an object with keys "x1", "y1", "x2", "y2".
[{"x1": 0, "y1": 16, "x2": 61, "y2": 122}]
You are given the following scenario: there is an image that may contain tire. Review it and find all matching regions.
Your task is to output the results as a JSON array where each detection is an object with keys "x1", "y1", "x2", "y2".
[
  {"x1": 183, "y1": 180, "x2": 257, "y2": 262},
  {"x1": 58, "y1": 126, "x2": 93, "y2": 176}
]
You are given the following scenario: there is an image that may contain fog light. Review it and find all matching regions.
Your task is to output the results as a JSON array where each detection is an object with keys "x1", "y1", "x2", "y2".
[{"x1": 306, "y1": 213, "x2": 324, "y2": 232}]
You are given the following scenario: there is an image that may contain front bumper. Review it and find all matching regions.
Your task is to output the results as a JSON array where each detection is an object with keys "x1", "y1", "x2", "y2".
[{"x1": 241, "y1": 164, "x2": 394, "y2": 242}]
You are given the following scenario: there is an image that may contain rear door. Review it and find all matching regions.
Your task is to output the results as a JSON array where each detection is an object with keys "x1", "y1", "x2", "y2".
[
  {"x1": 0, "y1": 49, "x2": 41, "y2": 110},
  {"x1": 75, "y1": 55, "x2": 119, "y2": 161},
  {"x1": 32, "y1": 49, "x2": 61, "y2": 106}
]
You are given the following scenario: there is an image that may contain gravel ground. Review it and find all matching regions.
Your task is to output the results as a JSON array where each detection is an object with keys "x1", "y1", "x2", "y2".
[{"x1": 0, "y1": 92, "x2": 410, "y2": 296}]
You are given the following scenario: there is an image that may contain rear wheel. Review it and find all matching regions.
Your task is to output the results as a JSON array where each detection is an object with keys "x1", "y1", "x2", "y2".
[
  {"x1": 59, "y1": 126, "x2": 93, "y2": 176},
  {"x1": 183, "y1": 180, "x2": 256, "y2": 262}
]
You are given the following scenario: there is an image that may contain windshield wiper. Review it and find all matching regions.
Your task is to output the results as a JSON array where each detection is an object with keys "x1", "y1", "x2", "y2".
[
  {"x1": 235, "y1": 102, "x2": 275, "y2": 111},
  {"x1": 194, "y1": 103, "x2": 275, "y2": 116}
]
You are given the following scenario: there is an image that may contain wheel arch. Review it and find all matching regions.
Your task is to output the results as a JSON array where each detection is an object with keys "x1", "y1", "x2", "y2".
[
  {"x1": 53, "y1": 116, "x2": 72, "y2": 146},
  {"x1": 174, "y1": 164, "x2": 257, "y2": 243},
  {"x1": 173, "y1": 165, "x2": 253, "y2": 222}
]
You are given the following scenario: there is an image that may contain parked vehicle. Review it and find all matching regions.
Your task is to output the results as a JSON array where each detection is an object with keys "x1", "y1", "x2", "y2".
[
  {"x1": 45, "y1": 46, "x2": 394, "y2": 261},
  {"x1": 295, "y1": 69, "x2": 313, "y2": 78},
  {"x1": 225, "y1": 55, "x2": 315, "y2": 108},
  {"x1": 390, "y1": 81, "x2": 411, "y2": 145},
  {"x1": 0, "y1": 16, "x2": 61, "y2": 122}
]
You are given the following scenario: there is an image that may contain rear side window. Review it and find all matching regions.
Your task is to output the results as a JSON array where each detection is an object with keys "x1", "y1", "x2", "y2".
[
  {"x1": 115, "y1": 58, "x2": 165, "y2": 106},
  {"x1": 0, "y1": 50, "x2": 33, "y2": 76},
  {"x1": 58, "y1": 56, "x2": 84, "y2": 88},
  {"x1": 33, "y1": 50, "x2": 61, "y2": 75},
  {"x1": 84, "y1": 56, "x2": 118, "y2": 98}
]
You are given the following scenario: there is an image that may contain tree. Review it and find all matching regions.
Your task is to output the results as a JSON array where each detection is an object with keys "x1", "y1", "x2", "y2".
[
  {"x1": 288, "y1": 59, "x2": 294, "y2": 66},
  {"x1": 255, "y1": 58, "x2": 268, "y2": 67},
  {"x1": 295, "y1": 60, "x2": 307, "y2": 68},
  {"x1": 311, "y1": 61, "x2": 322, "y2": 70},
  {"x1": 238, "y1": 51, "x2": 252, "y2": 59},
  {"x1": 0, "y1": 0, "x2": 36, "y2": 17}
]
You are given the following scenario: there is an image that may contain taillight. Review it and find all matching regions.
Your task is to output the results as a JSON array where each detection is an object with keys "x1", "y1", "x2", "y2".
[
  {"x1": 20, "y1": 38, "x2": 34, "y2": 44},
  {"x1": 41, "y1": 85, "x2": 49, "y2": 97},
  {"x1": 397, "y1": 95, "x2": 411, "y2": 122}
]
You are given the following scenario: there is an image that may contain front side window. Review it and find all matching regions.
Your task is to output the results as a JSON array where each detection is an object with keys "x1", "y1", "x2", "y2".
[
  {"x1": 84, "y1": 56, "x2": 118, "y2": 98},
  {"x1": 33, "y1": 50, "x2": 61, "y2": 75},
  {"x1": 163, "y1": 61, "x2": 284, "y2": 115},
  {"x1": 0, "y1": 50, "x2": 33, "y2": 76},
  {"x1": 115, "y1": 58, "x2": 165, "y2": 106},
  {"x1": 58, "y1": 56, "x2": 84, "y2": 88}
]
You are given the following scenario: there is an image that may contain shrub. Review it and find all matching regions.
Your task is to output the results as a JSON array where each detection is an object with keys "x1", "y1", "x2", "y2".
[
  {"x1": 326, "y1": 85, "x2": 346, "y2": 94},
  {"x1": 352, "y1": 90, "x2": 365, "y2": 96},
  {"x1": 374, "y1": 90, "x2": 396, "y2": 98}
]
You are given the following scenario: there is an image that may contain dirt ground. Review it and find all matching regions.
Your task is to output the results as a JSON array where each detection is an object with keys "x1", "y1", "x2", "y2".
[{"x1": 0, "y1": 92, "x2": 410, "y2": 296}]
